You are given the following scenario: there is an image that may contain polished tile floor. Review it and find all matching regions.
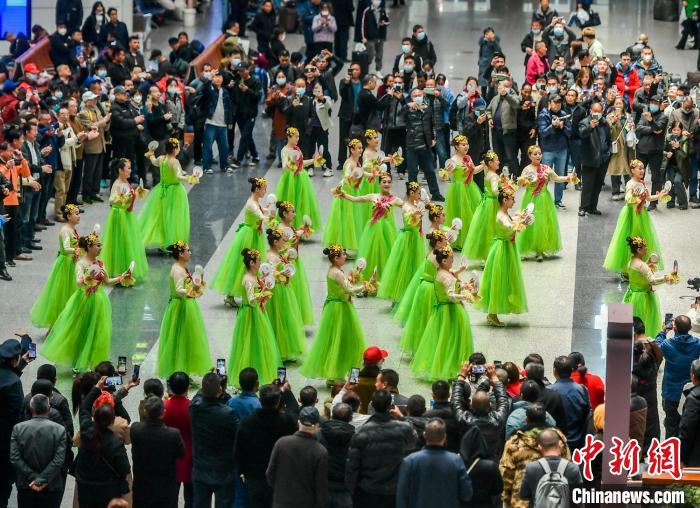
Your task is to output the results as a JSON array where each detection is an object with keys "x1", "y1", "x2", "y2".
[{"x1": 4, "y1": 1, "x2": 700, "y2": 505}]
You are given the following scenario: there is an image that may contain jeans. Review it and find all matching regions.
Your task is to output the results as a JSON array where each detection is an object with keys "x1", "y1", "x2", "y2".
[
  {"x1": 234, "y1": 475, "x2": 248, "y2": 508},
  {"x1": 203, "y1": 124, "x2": 230, "y2": 171},
  {"x1": 335, "y1": 25, "x2": 350, "y2": 61},
  {"x1": 37, "y1": 170, "x2": 54, "y2": 223},
  {"x1": 406, "y1": 146, "x2": 440, "y2": 197},
  {"x1": 82, "y1": 153, "x2": 103, "y2": 199},
  {"x1": 236, "y1": 116, "x2": 258, "y2": 162},
  {"x1": 193, "y1": 125, "x2": 204, "y2": 164},
  {"x1": 192, "y1": 478, "x2": 236, "y2": 508},
  {"x1": 4, "y1": 205, "x2": 19, "y2": 259},
  {"x1": 580, "y1": 164, "x2": 605, "y2": 212},
  {"x1": 16, "y1": 488, "x2": 63, "y2": 508},
  {"x1": 542, "y1": 149, "x2": 568, "y2": 204},
  {"x1": 328, "y1": 490, "x2": 353, "y2": 508},
  {"x1": 246, "y1": 476, "x2": 272, "y2": 508},
  {"x1": 364, "y1": 39, "x2": 384, "y2": 71},
  {"x1": 689, "y1": 154, "x2": 698, "y2": 199},
  {"x1": 662, "y1": 398, "x2": 681, "y2": 438},
  {"x1": 491, "y1": 127, "x2": 518, "y2": 175},
  {"x1": 637, "y1": 151, "x2": 664, "y2": 198},
  {"x1": 435, "y1": 125, "x2": 450, "y2": 169},
  {"x1": 567, "y1": 138, "x2": 582, "y2": 175},
  {"x1": 19, "y1": 188, "x2": 40, "y2": 247}
]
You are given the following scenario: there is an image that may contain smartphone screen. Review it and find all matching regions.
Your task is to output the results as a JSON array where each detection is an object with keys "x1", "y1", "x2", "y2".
[
  {"x1": 277, "y1": 367, "x2": 287, "y2": 385},
  {"x1": 132, "y1": 364, "x2": 140, "y2": 382},
  {"x1": 695, "y1": 296, "x2": 700, "y2": 306},
  {"x1": 117, "y1": 356, "x2": 127, "y2": 375},
  {"x1": 664, "y1": 313, "x2": 674, "y2": 329},
  {"x1": 27, "y1": 342, "x2": 36, "y2": 359},
  {"x1": 216, "y1": 358, "x2": 226, "y2": 376},
  {"x1": 494, "y1": 360, "x2": 502, "y2": 369},
  {"x1": 349, "y1": 367, "x2": 360, "y2": 384},
  {"x1": 105, "y1": 376, "x2": 122, "y2": 387}
]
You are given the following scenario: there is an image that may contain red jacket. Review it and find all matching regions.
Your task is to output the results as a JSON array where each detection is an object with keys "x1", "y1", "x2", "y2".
[
  {"x1": 614, "y1": 65, "x2": 641, "y2": 107},
  {"x1": 525, "y1": 54, "x2": 549, "y2": 85},
  {"x1": 571, "y1": 371, "x2": 605, "y2": 410},
  {"x1": 163, "y1": 395, "x2": 193, "y2": 483}
]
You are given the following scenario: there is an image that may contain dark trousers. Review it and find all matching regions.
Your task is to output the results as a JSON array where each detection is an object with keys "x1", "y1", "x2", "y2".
[
  {"x1": 246, "y1": 476, "x2": 272, "y2": 508},
  {"x1": 335, "y1": 25, "x2": 351, "y2": 61},
  {"x1": 518, "y1": 136, "x2": 537, "y2": 175},
  {"x1": 19, "y1": 188, "x2": 39, "y2": 247},
  {"x1": 666, "y1": 165, "x2": 688, "y2": 207},
  {"x1": 580, "y1": 164, "x2": 605, "y2": 212},
  {"x1": 567, "y1": 138, "x2": 582, "y2": 176},
  {"x1": 384, "y1": 128, "x2": 407, "y2": 174},
  {"x1": 353, "y1": 489, "x2": 395, "y2": 508},
  {"x1": 236, "y1": 116, "x2": 258, "y2": 161},
  {"x1": 37, "y1": 170, "x2": 54, "y2": 223},
  {"x1": 0, "y1": 471, "x2": 11, "y2": 508},
  {"x1": 406, "y1": 146, "x2": 440, "y2": 198},
  {"x1": 227, "y1": 120, "x2": 236, "y2": 158},
  {"x1": 663, "y1": 398, "x2": 681, "y2": 438},
  {"x1": 193, "y1": 125, "x2": 204, "y2": 163},
  {"x1": 67, "y1": 158, "x2": 83, "y2": 204},
  {"x1": 192, "y1": 477, "x2": 236, "y2": 508},
  {"x1": 112, "y1": 137, "x2": 137, "y2": 181},
  {"x1": 4, "y1": 205, "x2": 19, "y2": 260},
  {"x1": 337, "y1": 118, "x2": 352, "y2": 169},
  {"x1": 82, "y1": 153, "x2": 104, "y2": 199},
  {"x1": 610, "y1": 174, "x2": 630, "y2": 196},
  {"x1": 178, "y1": 481, "x2": 193, "y2": 508},
  {"x1": 16, "y1": 488, "x2": 63, "y2": 508},
  {"x1": 491, "y1": 127, "x2": 518, "y2": 174},
  {"x1": 308, "y1": 125, "x2": 331, "y2": 168},
  {"x1": 637, "y1": 152, "x2": 664, "y2": 197}
]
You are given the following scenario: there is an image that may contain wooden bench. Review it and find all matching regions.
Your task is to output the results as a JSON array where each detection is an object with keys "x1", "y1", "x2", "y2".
[{"x1": 13, "y1": 37, "x2": 53, "y2": 80}]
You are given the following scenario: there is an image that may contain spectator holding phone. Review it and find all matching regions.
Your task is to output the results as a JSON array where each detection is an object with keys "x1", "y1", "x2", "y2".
[{"x1": 163, "y1": 372, "x2": 194, "y2": 508}]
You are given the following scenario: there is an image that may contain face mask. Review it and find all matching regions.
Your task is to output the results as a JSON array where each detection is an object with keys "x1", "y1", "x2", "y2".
[
  {"x1": 555, "y1": 66, "x2": 564, "y2": 73},
  {"x1": 96, "y1": 14, "x2": 104, "y2": 21},
  {"x1": 649, "y1": 104, "x2": 659, "y2": 114},
  {"x1": 97, "y1": 70, "x2": 108, "y2": 78},
  {"x1": 424, "y1": 87, "x2": 434, "y2": 95},
  {"x1": 537, "y1": 83, "x2": 546, "y2": 90},
  {"x1": 403, "y1": 64, "x2": 414, "y2": 73},
  {"x1": 27, "y1": 73, "x2": 37, "y2": 80},
  {"x1": 133, "y1": 95, "x2": 142, "y2": 104},
  {"x1": 416, "y1": 32, "x2": 426, "y2": 41},
  {"x1": 548, "y1": 86, "x2": 558, "y2": 94},
  {"x1": 203, "y1": 71, "x2": 211, "y2": 80},
  {"x1": 591, "y1": 112, "x2": 602, "y2": 120},
  {"x1": 168, "y1": 87, "x2": 178, "y2": 95},
  {"x1": 276, "y1": 77, "x2": 287, "y2": 86},
  {"x1": 682, "y1": 107, "x2": 693, "y2": 115},
  {"x1": 232, "y1": 58, "x2": 242, "y2": 67},
  {"x1": 401, "y1": 44, "x2": 410, "y2": 53},
  {"x1": 503, "y1": 87, "x2": 511, "y2": 94},
  {"x1": 54, "y1": 90, "x2": 63, "y2": 100},
  {"x1": 532, "y1": 28, "x2": 541, "y2": 35},
  {"x1": 296, "y1": 87, "x2": 306, "y2": 96},
  {"x1": 642, "y1": 55, "x2": 652, "y2": 62},
  {"x1": 670, "y1": 134, "x2": 679, "y2": 140},
  {"x1": 371, "y1": 0, "x2": 381, "y2": 7},
  {"x1": 466, "y1": 83, "x2": 476, "y2": 92},
  {"x1": 58, "y1": 28, "x2": 67, "y2": 36},
  {"x1": 321, "y1": 11, "x2": 329, "y2": 16},
  {"x1": 413, "y1": 95, "x2": 424, "y2": 105},
  {"x1": 553, "y1": 27, "x2": 564, "y2": 37},
  {"x1": 109, "y1": 93, "x2": 115, "y2": 102}
]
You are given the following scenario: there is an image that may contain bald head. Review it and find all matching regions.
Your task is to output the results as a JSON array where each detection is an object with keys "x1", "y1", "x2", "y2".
[
  {"x1": 538, "y1": 428, "x2": 562, "y2": 454},
  {"x1": 471, "y1": 390, "x2": 491, "y2": 415}
]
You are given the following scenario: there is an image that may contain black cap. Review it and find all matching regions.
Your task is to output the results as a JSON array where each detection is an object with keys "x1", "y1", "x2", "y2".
[
  {"x1": 650, "y1": 94, "x2": 663, "y2": 102},
  {"x1": 0, "y1": 339, "x2": 22, "y2": 359},
  {"x1": 299, "y1": 406, "x2": 320, "y2": 426}
]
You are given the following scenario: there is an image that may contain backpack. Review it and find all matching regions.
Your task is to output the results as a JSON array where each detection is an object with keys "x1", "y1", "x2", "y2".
[{"x1": 533, "y1": 458, "x2": 571, "y2": 508}]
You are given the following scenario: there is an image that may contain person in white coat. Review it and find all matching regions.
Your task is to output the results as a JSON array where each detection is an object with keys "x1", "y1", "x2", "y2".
[{"x1": 308, "y1": 81, "x2": 335, "y2": 177}]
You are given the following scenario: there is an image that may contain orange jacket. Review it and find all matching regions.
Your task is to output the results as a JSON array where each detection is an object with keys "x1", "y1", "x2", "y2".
[{"x1": 1, "y1": 158, "x2": 30, "y2": 206}]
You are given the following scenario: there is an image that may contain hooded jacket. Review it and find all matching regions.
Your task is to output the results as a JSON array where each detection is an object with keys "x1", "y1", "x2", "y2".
[
  {"x1": 318, "y1": 419, "x2": 355, "y2": 491},
  {"x1": 411, "y1": 35, "x2": 437, "y2": 66},
  {"x1": 459, "y1": 426, "x2": 504, "y2": 508},
  {"x1": 656, "y1": 331, "x2": 700, "y2": 402}
]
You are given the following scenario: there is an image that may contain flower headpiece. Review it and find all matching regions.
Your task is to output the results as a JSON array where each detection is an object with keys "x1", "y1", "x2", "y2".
[
  {"x1": 435, "y1": 246, "x2": 453, "y2": 257},
  {"x1": 630, "y1": 236, "x2": 647, "y2": 249},
  {"x1": 426, "y1": 203, "x2": 444, "y2": 216},
  {"x1": 64, "y1": 204, "x2": 80, "y2": 216},
  {"x1": 174, "y1": 240, "x2": 188, "y2": 252},
  {"x1": 527, "y1": 145, "x2": 541, "y2": 155},
  {"x1": 84, "y1": 232, "x2": 100, "y2": 247},
  {"x1": 267, "y1": 227, "x2": 283, "y2": 241},
  {"x1": 347, "y1": 138, "x2": 363, "y2": 150},
  {"x1": 377, "y1": 170, "x2": 391, "y2": 181},
  {"x1": 244, "y1": 249, "x2": 260, "y2": 259},
  {"x1": 252, "y1": 177, "x2": 267, "y2": 188},
  {"x1": 286, "y1": 127, "x2": 299, "y2": 137},
  {"x1": 630, "y1": 159, "x2": 644, "y2": 169},
  {"x1": 483, "y1": 150, "x2": 498, "y2": 163},
  {"x1": 277, "y1": 201, "x2": 294, "y2": 213},
  {"x1": 326, "y1": 244, "x2": 344, "y2": 257},
  {"x1": 407, "y1": 181, "x2": 420, "y2": 192},
  {"x1": 452, "y1": 134, "x2": 468, "y2": 146},
  {"x1": 364, "y1": 129, "x2": 378, "y2": 140},
  {"x1": 168, "y1": 138, "x2": 180, "y2": 147}
]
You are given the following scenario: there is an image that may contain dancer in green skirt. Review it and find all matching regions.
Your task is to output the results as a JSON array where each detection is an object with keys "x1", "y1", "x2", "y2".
[
  {"x1": 323, "y1": 138, "x2": 364, "y2": 252},
  {"x1": 463, "y1": 151, "x2": 501, "y2": 262},
  {"x1": 359, "y1": 129, "x2": 384, "y2": 207},
  {"x1": 442, "y1": 135, "x2": 483, "y2": 248},
  {"x1": 265, "y1": 227, "x2": 306, "y2": 361},
  {"x1": 278, "y1": 127, "x2": 322, "y2": 230},
  {"x1": 42, "y1": 230, "x2": 131, "y2": 369},
  {"x1": 623, "y1": 236, "x2": 678, "y2": 334},
  {"x1": 30, "y1": 204, "x2": 81, "y2": 328},
  {"x1": 411, "y1": 246, "x2": 476, "y2": 381},
  {"x1": 211, "y1": 177, "x2": 271, "y2": 304},
  {"x1": 301, "y1": 245, "x2": 367, "y2": 381},
  {"x1": 516, "y1": 145, "x2": 577, "y2": 261},
  {"x1": 604, "y1": 159, "x2": 667, "y2": 275},
  {"x1": 336, "y1": 171, "x2": 401, "y2": 282},
  {"x1": 101, "y1": 159, "x2": 148, "y2": 281},
  {"x1": 228, "y1": 248, "x2": 282, "y2": 386},
  {"x1": 157, "y1": 241, "x2": 212, "y2": 377},
  {"x1": 276, "y1": 201, "x2": 314, "y2": 325},
  {"x1": 377, "y1": 181, "x2": 426, "y2": 302},
  {"x1": 139, "y1": 138, "x2": 197, "y2": 249},
  {"x1": 477, "y1": 185, "x2": 533, "y2": 327}
]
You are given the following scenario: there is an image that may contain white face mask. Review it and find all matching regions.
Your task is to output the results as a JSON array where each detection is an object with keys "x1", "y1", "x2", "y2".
[
  {"x1": 96, "y1": 13, "x2": 104, "y2": 21},
  {"x1": 58, "y1": 28, "x2": 67, "y2": 36}
]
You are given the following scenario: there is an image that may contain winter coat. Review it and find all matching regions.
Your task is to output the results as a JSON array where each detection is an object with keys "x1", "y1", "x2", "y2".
[
  {"x1": 606, "y1": 115, "x2": 630, "y2": 176},
  {"x1": 505, "y1": 401, "x2": 556, "y2": 440},
  {"x1": 578, "y1": 114, "x2": 611, "y2": 168},
  {"x1": 656, "y1": 331, "x2": 700, "y2": 402},
  {"x1": 636, "y1": 110, "x2": 668, "y2": 154},
  {"x1": 318, "y1": 419, "x2": 355, "y2": 492},
  {"x1": 680, "y1": 384, "x2": 700, "y2": 466},
  {"x1": 477, "y1": 36, "x2": 501, "y2": 87},
  {"x1": 401, "y1": 104, "x2": 436, "y2": 151}
]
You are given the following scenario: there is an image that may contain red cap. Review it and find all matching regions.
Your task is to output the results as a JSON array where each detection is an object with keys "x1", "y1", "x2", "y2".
[
  {"x1": 24, "y1": 63, "x2": 40, "y2": 74},
  {"x1": 363, "y1": 346, "x2": 388, "y2": 364}
]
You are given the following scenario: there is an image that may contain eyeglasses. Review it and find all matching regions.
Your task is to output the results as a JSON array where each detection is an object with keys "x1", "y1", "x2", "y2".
[{"x1": 305, "y1": 68, "x2": 316, "y2": 73}]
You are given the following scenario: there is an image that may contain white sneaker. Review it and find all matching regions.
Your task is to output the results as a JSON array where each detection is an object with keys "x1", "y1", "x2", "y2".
[
  {"x1": 204, "y1": 168, "x2": 214, "y2": 175},
  {"x1": 308, "y1": 167, "x2": 315, "y2": 177},
  {"x1": 323, "y1": 169, "x2": 334, "y2": 177},
  {"x1": 226, "y1": 166, "x2": 236, "y2": 174}
]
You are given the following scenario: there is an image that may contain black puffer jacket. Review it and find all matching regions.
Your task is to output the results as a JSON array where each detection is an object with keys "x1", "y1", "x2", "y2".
[
  {"x1": 680, "y1": 384, "x2": 700, "y2": 467},
  {"x1": 346, "y1": 412, "x2": 416, "y2": 495},
  {"x1": 318, "y1": 419, "x2": 355, "y2": 491},
  {"x1": 401, "y1": 104, "x2": 435, "y2": 151},
  {"x1": 110, "y1": 100, "x2": 140, "y2": 140}
]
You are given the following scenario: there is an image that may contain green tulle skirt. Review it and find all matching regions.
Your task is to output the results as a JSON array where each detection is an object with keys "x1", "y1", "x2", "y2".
[
  {"x1": 290, "y1": 257, "x2": 314, "y2": 325},
  {"x1": 41, "y1": 286, "x2": 111, "y2": 370},
  {"x1": 211, "y1": 224, "x2": 266, "y2": 297},
  {"x1": 30, "y1": 254, "x2": 78, "y2": 328},
  {"x1": 398, "y1": 279, "x2": 436, "y2": 355},
  {"x1": 157, "y1": 296, "x2": 213, "y2": 377},
  {"x1": 446, "y1": 181, "x2": 481, "y2": 248},
  {"x1": 357, "y1": 178, "x2": 379, "y2": 225},
  {"x1": 138, "y1": 182, "x2": 190, "y2": 249},
  {"x1": 276, "y1": 170, "x2": 323, "y2": 230},
  {"x1": 463, "y1": 196, "x2": 499, "y2": 261},
  {"x1": 102, "y1": 208, "x2": 149, "y2": 281},
  {"x1": 623, "y1": 288, "x2": 661, "y2": 337},
  {"x1": 394, "y1": 267, "x2": 422, "y2": 324},
  {"x1": 604, "y1": 205, "x2": 663, "y2": 273},
  {"x1": 324, "y1": 195, "x2": 360, "y2": 251},
  {"x1": 267, "y1": 282, "x2": 306, "y2": 361},
  {"x1": 516, "y1": 188, "x2": 562, "y2": 256},
  {"x1": 377, "y1": 227, "x2": 425, "y2": 301},
  {"x1": 300, "y1": 298, "x2": 366, "y2": 380},
  {"x1": 410, "y1": 301, "x2": 474, "y2": 381},
  {"x1": 357, "y1": 218, "x2": 397, "y2": 282},
  {"x1": 476, "y1": 239, "x2": 528, "y2": 315},
  {"x1": 228, "y1": 304, "x2": 281, "y2": 386}
]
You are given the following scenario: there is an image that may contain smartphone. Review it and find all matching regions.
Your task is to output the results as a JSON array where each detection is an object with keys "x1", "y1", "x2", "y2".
[
  {"x1": 277, "y1": 367, "x2": 287, "y2": 385},
  {"x1": 593, "y1": 82, "x2": 599, "y2": 92},
  {"x1": 216, "y1": 358, "x2": 226, "y2": 376},
  {"x1": 429, "y1": 399, "x2": 435, "y2": 409},
  {"x1": 494, "y1": 360, "x2": 502, "y2": 369},
  {"x1": 27, "y1": 342, "x2": 36, "y2": 359},
  {"x1": 695, "y1": 296, "x2": 700, "y2": 305},
  {"x1": 132, "y1": 364, "x2": 140, "y2": 382},
  {"x1": 117, "y1": 356, "x2": 127, "y2": 375},
  {"x1": 472, "y1": 364, "x2": 486, "y2": 375},
  {"x1": 76, "y1": 45, "x2": 83, "y2": 58},
  {"x1": 105, "y1": 376, "x2": 122, "y2": 387},
  {"x1": 349, "y1": 367, "x2": 360, "y2": 384},
  {"x1": 664, "y1": 313, "x2": 674, "y2": 329}
]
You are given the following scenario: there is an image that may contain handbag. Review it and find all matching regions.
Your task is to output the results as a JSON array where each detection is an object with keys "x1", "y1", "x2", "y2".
[{"x1": 586, "y1": 10, "x2": 601, "y2": 27}]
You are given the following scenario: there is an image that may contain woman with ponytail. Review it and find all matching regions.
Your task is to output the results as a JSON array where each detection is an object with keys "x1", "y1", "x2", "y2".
[
  {"x1": 265, "y1": 228, "x2": 306, "y2": 361},
  {"x1": 30, "y1": 204, "x2": 81, "y2": 328},
  {"x1": 463, "y1": 151, "x2": 501, "y2": 262},
  {"x1": 211, "y1": 177, "x2": 271, "y2": 305},
  {"x1": 277, "y1": 201, "x2": 313, "y2": 325},
  {"x1": 301, "y1": 245, "x2": 367, "y2": 381},
  {"x1": 228, "y1": 248, "x2": 281, "y2": 385},
  {"x1": 156, "y1": 241, "x2": 212, "y2": 377},
  {"x1": 101, "y1": 159, "x2": 149, "y2": 282},
  {"x1": 569, "y1": 352, "x2": 605, "y2": 410},
  {"x1": 139, "y1": 138, "x2": 197, "y2": 249}
]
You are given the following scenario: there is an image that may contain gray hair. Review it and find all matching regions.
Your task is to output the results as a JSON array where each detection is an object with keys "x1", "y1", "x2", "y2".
[
  {"x1": 29, "y1": 394, "x2": 50, "y2": 416},
  {"x1": 691, "y1": 358, "x2": 700, "y2": 381}
]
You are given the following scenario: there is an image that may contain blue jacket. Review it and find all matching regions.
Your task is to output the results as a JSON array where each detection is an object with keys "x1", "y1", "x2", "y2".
[
  {"x1": 298, "y1": 1, "x2": 321, "y2": 45},
  {"x1": 537, "y1": 108, "x2": 572, "y2": 152},
  {"x1": 656, "y1": 331, "x2": 700, "y2": 402},
  {"x1": 547, "y1": 379, "x2": 590, "y2": 445},
  {"x1": 38, "y1": 125, "x2": 65, "y2": 170},
  {"x1": 227, "y1": 391, "x2": 261, "y2": 421},
  {"x1": 203, "y1": 81, "x2": 234, "y2": 125},
  {"x1": 396, "y1": 446, "x2": 472, "y2": 508}
]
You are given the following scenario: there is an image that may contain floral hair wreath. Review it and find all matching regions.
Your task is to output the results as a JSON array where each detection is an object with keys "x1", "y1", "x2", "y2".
[
  {"x1": 452, "y1": 134, "x2": 468, "y2": 145},
  {"x1": 483, "y1": 150, "x2": 498, "y2": 163},
  {"x1": 268, "y1": 227, "x2": 283, "y2": 240},
  {"x1": 347, "y1": 138, "x2": 363, "y2": 150},
  {"x1": 364, "y1": 129, "x2": 378, "y2": 140},
  {"x1": 407, "y1": 181, "x2": 420, "y2": 192},
  {"x1": 64, "y1": 204, "x2": 80, "y2": 216},
  {"x1": 630, "y1": 159, "x2": 644, "y2": 169},
  {"x1": 630, "y1": 236, "x2": 647, "y2": 249},
  {"x1": 245, "y1": 249, "x2": 261, "y2": 259},
  {"x1": 168, "y1": 138, "x2": 180, "y2": 147},
  {"x1": 84, "y1": 232, "x2": 100, "y2": 247},
  {"x1": 286, "y1": 127, "x2": 299, "y2": 137},
  {"x1": 377, "y1": 170, "x2": 391, "y2": 181},
  {"x1": 252, "y1": 176, "x2": 267, "y2": 187},
  {"x1": 277, "y1": 200, "x2": 294, "y2": 213},
  {"x1": 436, "y1": 246, "x2": 453, "y2": 257},
  {"x1": 174, "y1": 240, "x2": 188, "y2": 252},
  {"x1": 527, "y1": 145, "x2": 542, "y2": 155},
  {"x1": 426, "y1": 203, "x2": 444, "y2": 215},
  {"x1": 327, "y1": 244, "x2": 344, "y2": 257},
  {"x1": 429, "y1": 229, "x2": 447, "y2": 240}
]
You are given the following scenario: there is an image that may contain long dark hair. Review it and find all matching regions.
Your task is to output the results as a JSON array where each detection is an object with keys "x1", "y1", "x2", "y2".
[{"x1": 71, "y1": 371, "x2": 99, "y2": 415}]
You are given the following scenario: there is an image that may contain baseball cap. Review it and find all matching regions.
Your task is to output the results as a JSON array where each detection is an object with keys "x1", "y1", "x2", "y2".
[
  {"x1": 363, "y1": 346, "x2": 388, "y2": 364},
  {"x1": 113, "y1": 85, "x2": 128, "y2": 95},
  {"x1": 23, "y1": 63, "x2": 39, "y2": 74},
  {"x1": 299, "y1": 406, "x2": 320, "y2": 426},
  {"x1": 82, "y1": 91, "x2": 98, "y2": 101},
  {"x1": 0, "y1": 339, "x2": 21, "y2": 359},
  {"x1": 2, "y1": 80, "x2": 19, "y2": 93}
]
